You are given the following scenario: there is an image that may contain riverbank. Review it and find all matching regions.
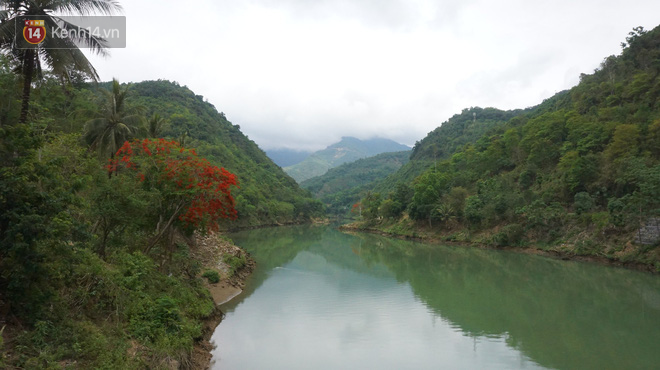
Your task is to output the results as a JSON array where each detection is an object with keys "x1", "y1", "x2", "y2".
[
  {"x1": 190, "y1": 232, "x2": 255, "y2": 370},
  {"x1": 0, "y1": 232, "x2": 254, "y2": 369},
  {"x1": 340, "y1": 219, "x2": 660, "y2": 274},
  {"x1": 219, "y1": 217, "x2": 330, "y2": 233}
]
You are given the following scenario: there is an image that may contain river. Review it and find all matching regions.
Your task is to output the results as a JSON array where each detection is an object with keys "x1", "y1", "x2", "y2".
[{"x1": 210, "y1": 225, "x2": 660, "y2": 369}]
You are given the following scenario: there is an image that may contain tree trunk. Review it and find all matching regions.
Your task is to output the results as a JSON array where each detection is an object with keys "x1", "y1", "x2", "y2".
[
  {"x1": 99, "y1": 228, "x2": 109, "y2": 259},
  {"x1": 19, "y1": 50, "x2": 35, "y2": 124},
  {"x1": 144, "y1": 201, "x2": 185, "y2": 254}
]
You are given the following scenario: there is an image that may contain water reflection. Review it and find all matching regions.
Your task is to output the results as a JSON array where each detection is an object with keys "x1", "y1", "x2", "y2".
[{"x1": 213, "y1": 225, "x2": 660, "y2": 370}]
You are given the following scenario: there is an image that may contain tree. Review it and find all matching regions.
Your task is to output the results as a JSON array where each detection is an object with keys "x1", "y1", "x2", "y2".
[
  {"x1": 380, "y1": 199, "x2": 401, "y2": 219},
  {"x1": 573, "y1": 192, "x2": 594, "y2": 215},
  {"x1": 603, "y1": 124, "x2": 640, "y2": 184},
  {"x1": 409, "y1": 171, "x2": 450, "y2": 223},
  {"x1": 361, "y1": 192, "x2": 381, "y2": 220},
  {"x1": 91, "y1": 172, "x2": 152, "y2": 257},
  {"x1": 108, "y1": 139, "x2": 238, "y2": 255},
  {"x1": 0, "y1": 126, "x2": 81, "y2": 315},
  {"x1": 84, "y1": 79, "x2": 144, "y2": 161},
  {"x1": 0, "y1": 0, "x2": 122, "y2": 123},
  {"x1": 146, "y1": 113, "x2": 166, "y2": 138}
]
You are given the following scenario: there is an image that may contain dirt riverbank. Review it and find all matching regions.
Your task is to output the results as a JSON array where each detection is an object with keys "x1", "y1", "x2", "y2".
[{"x1": 189, "y1": 232, "x2": 255, "y2": 370}]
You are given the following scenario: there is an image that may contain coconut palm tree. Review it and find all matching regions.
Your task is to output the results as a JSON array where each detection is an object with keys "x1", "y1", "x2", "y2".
[
  {"x1": 84, "y1": 78, "x2": 144, "y2": 161},
  {"x1": 147, "y1": 113, "x2": 166, "y2": 138},
  {"x1": 0, "y1": 0, "x2": 122, "y2": 123}
]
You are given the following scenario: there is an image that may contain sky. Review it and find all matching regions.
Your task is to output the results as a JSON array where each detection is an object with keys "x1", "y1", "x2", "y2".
[{"x1": 85, "y1": 0, "x2": 660, "y2": 152}]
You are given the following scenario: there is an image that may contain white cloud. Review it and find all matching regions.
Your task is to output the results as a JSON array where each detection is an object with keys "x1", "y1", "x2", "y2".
[{"x1": 86, "y1": 0, "x2": 660, "y2": 150}]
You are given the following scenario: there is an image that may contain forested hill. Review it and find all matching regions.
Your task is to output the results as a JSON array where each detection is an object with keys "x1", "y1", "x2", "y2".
[
  {"x1": 306, "y1": 107, "x2": 529, "y2": 217},
  {"x1": 284, "y1": 136, "x2": 410, "y2": 182},
  {"x1": 352, "y1": 25, "x2": 660, "y2": 267},
  {"x1": 300, "y1": 150, "x2": 410, "y2": 215},
  {"x1": 127, "y1": 80, "x2": 323, "y2": 227},
  {"x1": 372, "y1": 107, "x2": 529, "y2": 195}
]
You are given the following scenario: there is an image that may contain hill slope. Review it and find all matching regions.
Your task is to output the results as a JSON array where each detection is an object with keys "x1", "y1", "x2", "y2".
[
  {"x1": 372, "y1": 107, "x2": 529, "y2": 195},
  {"x1": 300, "y1": 150, "x2": 410, "y2": 215},
  {"x1": 351, "y1": 25, "x2": 660, "y2": 268},
  {"x1": 128, "y1": 80, "x2": 323, "y2": 227},
  {"x1": 284, "y1": 137, "x2": 410, "y2": 182}
]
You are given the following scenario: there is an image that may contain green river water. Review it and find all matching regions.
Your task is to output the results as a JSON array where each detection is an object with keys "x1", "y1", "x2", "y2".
[{"x1": 210, "y1": 225, "x2": 660, "y2": 369}]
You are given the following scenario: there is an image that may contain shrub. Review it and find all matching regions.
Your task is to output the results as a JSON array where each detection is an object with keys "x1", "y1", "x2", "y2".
[
  {"x1": 223, "y1": 254, "x2": 247, "y2": 277},
  {"x1": 607, "y1": 198, "x2": 626, "y2": 227},
  {"x1": 202, "y1": 270, "x2": 220, "y2": 284},
  {"x1": 574, "y1": 192, "x2": 594, "y2": 214},
  {"x1": 464, "y1": 196, "x2": 484, "y2": 225},
  {"x1": 492, "y1": 223, "x2": 525, "y2": 247},
  {"x1": 591, "y1": 212, "x2": 609, "y2": 233},
  {"x1": 519, "y1": 168, "x2": 536, "y2": 189}
]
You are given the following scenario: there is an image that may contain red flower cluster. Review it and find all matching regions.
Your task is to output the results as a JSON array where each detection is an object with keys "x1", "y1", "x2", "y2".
[{"x1": 108, "y1": 139, "x2": 239, "y2": 230}]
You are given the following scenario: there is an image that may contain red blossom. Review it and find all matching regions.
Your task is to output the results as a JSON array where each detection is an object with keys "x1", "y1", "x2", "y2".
[{"x1": 108, "y1": 139, "x2": 239, "y2": 230}]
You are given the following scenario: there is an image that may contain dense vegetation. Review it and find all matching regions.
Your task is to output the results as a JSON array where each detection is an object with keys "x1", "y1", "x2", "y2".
[
  {"x1": 372, "y1": 107, "x2": 529, "y2": 195},
  {"x1": 126, "y1": 80, "x2": 324, "y2": 227},
  {"x1": 301, "y1": 150, "x2": 410, "y2": 216},
  {"x1": 0, "y1": 53, "x2": 321, "y2": 366},
  {"x1": 351, "y1": 26, "x2": 660, "y2": 269},
  {"x1": 284, "y1": 136, "x2": 410, "y2": 182}
]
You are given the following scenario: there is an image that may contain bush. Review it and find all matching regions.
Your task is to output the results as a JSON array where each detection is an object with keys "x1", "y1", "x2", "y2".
[
  {"x1": 574, "y1": 192, "x2": 594, "y2": 214},
  {"x1": 519, "y1": 168, "x2": 536, "y2": 189},
  {"x1": 380, "y1": 199, "x2": 403, "y2": 219},
  {"x1": 607, "y1": 198, "x2": 626, "y2": 227},
  {"x1": 202, "y1": 270, "x2": 220, "y2": 284},
  {"x1": 591, "y1": 212, "x2": 609, "y2": 233},
  {"x1": 492, "y1": 223, "x2": 525, "y2": 247},
  {"x1": 223, "y1": 254, "x2": 247, "y2": 277},
  {"x1": 464, "y1": 196, "x2": 484, "y2": 225}
]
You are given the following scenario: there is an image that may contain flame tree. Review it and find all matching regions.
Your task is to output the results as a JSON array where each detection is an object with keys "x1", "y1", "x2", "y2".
[{"x1": 108, "y1": 138, "x2": 238, "y2": 255}]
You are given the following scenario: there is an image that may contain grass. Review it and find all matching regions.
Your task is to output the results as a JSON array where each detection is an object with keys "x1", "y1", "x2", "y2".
[{"x1": 223, "y1": 253, "x2": 247, "y2": 277}]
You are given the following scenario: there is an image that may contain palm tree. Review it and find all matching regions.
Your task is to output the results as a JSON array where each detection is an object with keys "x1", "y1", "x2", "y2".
[
  {"x1": 0, "y1": 0, "x2": 122, "y2": 123},
  {"x1": 147, "y1": 113, "x2": 166, "y2": 138},
  {"x1": 84, "y1": 79, "x2": 144, "y2": 161}
]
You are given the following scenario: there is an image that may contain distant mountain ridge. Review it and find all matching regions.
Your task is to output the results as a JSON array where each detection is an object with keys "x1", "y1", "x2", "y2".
[
  {"x1": 301, "y1": 150, "x2": 411, "y2": 215},
  {"x1": 265, "y1": 148, "x2": 312, "y2": 167},
  {"x1": 284, "y1": 137, "x2": 410, "y2": 182}
]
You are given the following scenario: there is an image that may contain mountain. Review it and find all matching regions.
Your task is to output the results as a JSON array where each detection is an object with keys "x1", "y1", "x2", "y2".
[
  {"x1": 300, "y1": 150, "x2": 410, "y2": 215},
  {"x1": 372, "y1": 107, "x2": 529, "y2": 195},
  {"x1": 127, "y1": 80, "x2": 324, "y2": 227},
  {"x1": 305, "y1": 107, "x2": 527, "y2": 215},
  {"x1": 265, "y1": 148, "x2": 312, "y2": 167},
  {"x1": 351, "y1": 25, "x2": 660, "y2": 267},
  {"x1": 283, "y1": 137, "x2": 410, "y2": 182}
]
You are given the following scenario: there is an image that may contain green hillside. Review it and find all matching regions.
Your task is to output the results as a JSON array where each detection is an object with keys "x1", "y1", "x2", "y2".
[
  {"x1": 127, "y1": 80, "x2": 323, "y2": 227},
  {"x1": 351, "y1": 26, "x2": 660, "y2": 268},
  {"x1": 284, "y1": 136, "x2": 410, "y2": 182},
  {"x1": 300, "y1": 150, "x2": 410, "y2": 216},
  {"x1": 372, "y1": 107, "x2": 529, "y2": 195}
]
